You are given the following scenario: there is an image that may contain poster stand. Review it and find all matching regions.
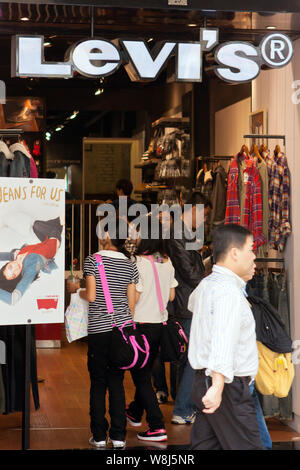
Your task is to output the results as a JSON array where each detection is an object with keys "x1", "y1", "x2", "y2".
[
  {"x1": 0, "y1": 128, "x2": 31, "y2": 450},
  {"x1": 22, "y1": 323, "x2": 31, "y2": 450}
]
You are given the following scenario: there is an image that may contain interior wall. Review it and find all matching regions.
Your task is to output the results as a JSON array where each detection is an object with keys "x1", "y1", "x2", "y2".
[
  {"x1": 252, "y1": 39, "x2": 300, "y2": 432},
  {"x1": 215, "y1": 98, "x2": 251, "y2": 156}
]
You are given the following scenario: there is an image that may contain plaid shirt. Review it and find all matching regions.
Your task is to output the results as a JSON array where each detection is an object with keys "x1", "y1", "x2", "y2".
[
  {"x1": 225, "y1": 153, "x2": 265, "y2": 250},
  {"x1": 267, "y1": 152, "x2": 291, "y2": 251}
]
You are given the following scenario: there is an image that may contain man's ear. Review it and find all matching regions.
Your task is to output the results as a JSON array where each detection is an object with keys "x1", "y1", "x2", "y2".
[{"x1": 230, "y1": 247, "x2": 239, "y2": 263}]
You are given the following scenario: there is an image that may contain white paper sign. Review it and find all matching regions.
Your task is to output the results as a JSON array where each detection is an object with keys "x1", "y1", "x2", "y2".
[{"x1": 0, "y1": 177, "x2": 65, "y2": 325}]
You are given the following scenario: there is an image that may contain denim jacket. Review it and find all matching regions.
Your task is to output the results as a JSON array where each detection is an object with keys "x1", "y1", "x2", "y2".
[{"x1": 0, "y1": 247, "x2": 58, "y2": 305}]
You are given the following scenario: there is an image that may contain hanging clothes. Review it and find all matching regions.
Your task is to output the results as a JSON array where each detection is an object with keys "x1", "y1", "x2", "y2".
[
  {"x1": 202, "y1": 169, "x2": 214, "y2": 202},
  {"x1": 265, "y1": 150, "x2": 291, "y2": 251},
  {"x1": 246, "y1": 269, "x2": 293, "y2": 420},
  {"x1": 0, "y1": 141, "x2": 13, "y2": 177},
  {"x1": 225, "y1": 153, "x2": 265, "y2": 250},
  {"x1": 210, "y1": 164, "x2": 227, "y2": 227},
  {"x1": 0, "y1": 325, "x2": 40, "y2": 414},
  {"x1": 9, "y1": 143, "x2": 31, "y2": 178}
]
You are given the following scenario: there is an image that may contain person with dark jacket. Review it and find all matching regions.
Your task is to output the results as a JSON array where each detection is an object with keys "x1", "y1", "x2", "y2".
[{"x1": 166, "y1": 192, "x2": 211, "y2": 424}]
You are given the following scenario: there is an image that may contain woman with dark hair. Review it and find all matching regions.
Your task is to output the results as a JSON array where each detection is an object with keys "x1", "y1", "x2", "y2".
[
  {"x1": 126, "y1": 216, "x2": 178, "y2": 442},
  {"x1": 67, "y1": 217, "x2": 139, "y2": 449},
  {"x1": 0, "y1": 217, "x2": 63, "y2": 305}
]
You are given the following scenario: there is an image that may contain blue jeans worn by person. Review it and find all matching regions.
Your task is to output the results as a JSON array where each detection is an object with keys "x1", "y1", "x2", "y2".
[
  {"x1": 172, "y1": 318, "x2": 195, "y2": 420},
  {"x1": 250, "y1": 382, "x2": 272, "y2": 450}
]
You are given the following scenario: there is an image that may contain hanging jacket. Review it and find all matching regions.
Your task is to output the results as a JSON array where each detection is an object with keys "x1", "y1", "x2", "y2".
[
  {"x1": 268, "y1": 152, "x2": 291, "y2": 252},
  {"x1": 225, "y1": 153, "x2": 265, "y2": 250},
  {"x1": 210, "y1": 164, "x2": 227, "y2": 227},
  {"x1": 0, "y1": 141, "x2": 13, "y2": 177},
  {"x1": 247, "y1": 295, "x2": 292, "y2": 354},
  {"x1": 30, "y1": 157, "x2": 38, "y2": 178},
  {"x1": 9, "y1": 143, "x2": 31, "y2": 178}
]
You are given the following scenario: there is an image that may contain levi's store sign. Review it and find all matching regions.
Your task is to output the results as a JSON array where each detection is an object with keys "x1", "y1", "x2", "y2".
[{"x1": 11, "y1": 29, "x2": 293, "y2": 84}]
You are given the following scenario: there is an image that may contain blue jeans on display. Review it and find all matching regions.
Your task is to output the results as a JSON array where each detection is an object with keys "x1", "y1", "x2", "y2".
[
  {"x1": 250, "y1": 382, "x2": 272, "y2": 450},
  {"x1": 172, "y1": 318, "x2": 195, "y2": 419}
]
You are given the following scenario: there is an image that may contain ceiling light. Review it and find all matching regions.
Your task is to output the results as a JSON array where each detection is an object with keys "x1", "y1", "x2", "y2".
[
  {"x1": 21, "y1": 17, "x2": 29, "y2": 21},
  {"x1": 45, "y1": 132, "x2": 51, "y2": 141},
  {"x1": 147, "y1": 38, "x2": 154, "y2": 43},
  {"x1": 55, "y1": 126, "x2": 63, "y2": 132},
  {"x1": 187, "y1": 23, "x2": 197, "y2": 27},
  {"x1": 44, "y1": 42, "x2": 52, "y2": 47},
  {"x1": 266, "y1": 26, "x2": 276, "y2": 30},
  {"x1": 69, "y1": 111, "x2": 79, "y2": 119},
  {"x1": 95, "y1": 88, "x2": 104, "y2": 96}
]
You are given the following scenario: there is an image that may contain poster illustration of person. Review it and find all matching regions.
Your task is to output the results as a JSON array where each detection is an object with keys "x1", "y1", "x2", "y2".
[{"x1": 0, "y1": 177, "x2": 65, "y2": 326}]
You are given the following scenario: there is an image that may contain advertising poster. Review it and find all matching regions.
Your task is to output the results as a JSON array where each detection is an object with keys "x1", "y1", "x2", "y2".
[{"x1": 0, "y1": 177, "x2": 65, "y2": 326}]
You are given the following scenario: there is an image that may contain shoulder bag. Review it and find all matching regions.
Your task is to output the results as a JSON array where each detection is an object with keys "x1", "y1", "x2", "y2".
[{"x1": 147, "y1": 255, "x2": 188, "y2": 362}]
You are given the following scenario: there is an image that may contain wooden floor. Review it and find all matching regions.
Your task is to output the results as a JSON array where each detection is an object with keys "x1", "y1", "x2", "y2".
[{"x1": 0, "y1": 337, "x2": 300, "y2": 450}]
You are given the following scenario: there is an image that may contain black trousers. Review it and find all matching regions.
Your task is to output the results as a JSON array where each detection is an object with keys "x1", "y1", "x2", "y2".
[
  {"x1": 190, "y1": 370, "x2": 264, "y2": 450},
  {"x1": 128, "y1": 323, "x2": 165, "y2": 430},
  {"x1": 88, "y1": 332, "x2": 126, "y2": 442}
]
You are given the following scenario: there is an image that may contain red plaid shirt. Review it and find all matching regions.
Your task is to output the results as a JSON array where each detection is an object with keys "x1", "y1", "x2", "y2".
[{"x1": 225, "y1": 154, "x2": 266, "y2": 250}]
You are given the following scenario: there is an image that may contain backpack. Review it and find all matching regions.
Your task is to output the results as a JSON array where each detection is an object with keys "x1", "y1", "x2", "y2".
[
  {"x1": 255, "y1": 341, "x2": 294, "y2": 398},
  {"x1": 247, "y1": 295, "x2": 292, "y2": 353}
]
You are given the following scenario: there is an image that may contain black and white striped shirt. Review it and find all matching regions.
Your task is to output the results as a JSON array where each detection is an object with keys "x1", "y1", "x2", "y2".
[{"x1": 83, "y1": 250, "x2": 139, "y2": 334}]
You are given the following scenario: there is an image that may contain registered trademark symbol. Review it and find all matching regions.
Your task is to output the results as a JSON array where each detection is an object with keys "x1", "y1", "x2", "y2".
[{"x1": 261, "y1": 33, "x2": 293, "y2": 68}]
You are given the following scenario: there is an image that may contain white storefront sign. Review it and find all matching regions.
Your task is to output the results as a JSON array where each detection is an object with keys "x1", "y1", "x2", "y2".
[
  {"x1": 0, "y1": 178, "x2": 65, "y2": 326},
  {"x1": 11, "y1": 29, "x2": 293, "y2": 84}
]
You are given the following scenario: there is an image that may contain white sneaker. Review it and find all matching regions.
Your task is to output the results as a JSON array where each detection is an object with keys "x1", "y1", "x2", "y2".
[
  {"x1": 171, "y1": 415, "x2": 187, "y2": 425},
  {"x1": 89, "y1": 437, "x2": 106, "y2": 448},
  {"x1": 185, "y1": 413, "x2": 196, "y2": 424},
  {"x1": 108, "y1": 437, "x2": 126, "y2": 449}
]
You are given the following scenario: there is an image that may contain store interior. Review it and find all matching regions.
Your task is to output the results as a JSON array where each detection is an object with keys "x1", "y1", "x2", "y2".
[{"x1": 1, "y1": 4, "x2": 300, "y2": 449}]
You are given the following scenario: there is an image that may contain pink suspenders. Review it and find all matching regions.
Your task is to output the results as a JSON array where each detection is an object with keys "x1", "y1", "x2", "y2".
[
  {"x1": 94, "y1": 253, "x2": 149, "y2": 369},
  {"x1": 146, "y1": 255, "x2": 165, "y2": 314}
]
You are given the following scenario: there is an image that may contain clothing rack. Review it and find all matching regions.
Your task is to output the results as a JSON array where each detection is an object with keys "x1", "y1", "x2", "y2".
[
  {"x1": 0, "y1": 129, "x2": 24, "y2": 135},
  {"x1": 255, "y1": 258, "x2": 285, "y2": 263},
  {"x1": 197, "y1": 156, "x2": 233, "y2": 161},
  {"x1": 243, "y1": 134, "x2": 286, "y2": 146}
]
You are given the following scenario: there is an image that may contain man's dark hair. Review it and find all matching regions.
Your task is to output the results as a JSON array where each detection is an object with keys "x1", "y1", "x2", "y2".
[
  {"x1": 213, "y1": 224, "x2": 252, "y2": 263},
  {"x1": 185, "y1": 191, "x2": 212, "y2": 209},
  {"x1": 116, "y1": 179, "x2": 133, "y2": 197}
]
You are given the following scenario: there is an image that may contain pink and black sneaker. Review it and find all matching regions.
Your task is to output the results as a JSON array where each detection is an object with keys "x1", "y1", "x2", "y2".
[
  {"x1": 137, "y1": 428, "x2": 167, "y2": 442},
  {"x1": 125, "y1": 408, "x2": 142, "y2": 427}
]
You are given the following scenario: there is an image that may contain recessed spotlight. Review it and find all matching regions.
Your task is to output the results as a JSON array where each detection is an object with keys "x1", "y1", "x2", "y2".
[
  {"x1": 266, "y1": 26, "x2": 276, "y2": 30},
  {"x1": 44, "y1": 42, "x2": 52, "y2": 47},
  {"x1": 187, "y1": 23, "x2": 197, "y2": 27},
  {"x1": 147, "y1": 38, "x2": 154, "y2": 43},
  {"x1": 55, "y1": 126, "x2": 63, "y2": 132},
  {"x1": 21, "y1": 17, "x2": 30, "y2": 21},
  {"x1": 95, "y1": 88, "x2": 104, "y2": 96}
]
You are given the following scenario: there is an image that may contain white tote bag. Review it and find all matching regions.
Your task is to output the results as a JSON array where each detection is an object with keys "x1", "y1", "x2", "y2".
[{"x1": 65, "y1": 290, "x2": 88, "y2": 342}]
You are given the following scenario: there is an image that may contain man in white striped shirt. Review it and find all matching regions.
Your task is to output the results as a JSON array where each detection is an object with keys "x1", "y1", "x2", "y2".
[{"x1": 188, "y1": 224, "x2": 263, "y2": 450}]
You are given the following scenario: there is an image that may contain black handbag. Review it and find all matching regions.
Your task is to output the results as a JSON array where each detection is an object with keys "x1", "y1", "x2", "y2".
[
  {"x1": 160, "y1": 319, "x2": 188, "y2": 362},
  {"x1": 95, "y1": 254, "x2": 150, "y2": 370},
  {"x1": 147, "y1": 255, "x2": 188, "y2": 363}
]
